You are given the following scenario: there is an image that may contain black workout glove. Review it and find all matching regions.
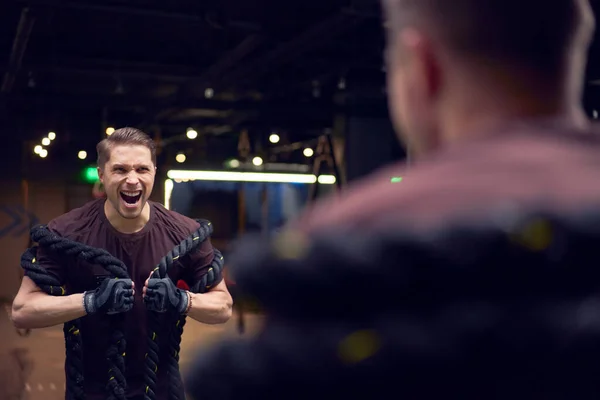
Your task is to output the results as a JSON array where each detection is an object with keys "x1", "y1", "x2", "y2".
[
  {"x1": 83, "y1": 278, "x2": 134, "y2": 315},
  {"x1": 144, "y1": 278, "x2": 189, "y2": 314}
]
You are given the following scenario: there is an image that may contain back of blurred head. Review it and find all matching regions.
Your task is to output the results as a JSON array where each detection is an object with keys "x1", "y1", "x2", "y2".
[{"x1": 382, "y1": 0, "x2": 596, "y2": 157}]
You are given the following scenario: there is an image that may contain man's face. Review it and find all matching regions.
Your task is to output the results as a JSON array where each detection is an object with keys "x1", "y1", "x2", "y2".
[
  {"x1": 385, "y1": 27, "x2": 441, "y2": 156},
  {"x1": 98, "y1": 144, "x2": 155, "y2": 220}
]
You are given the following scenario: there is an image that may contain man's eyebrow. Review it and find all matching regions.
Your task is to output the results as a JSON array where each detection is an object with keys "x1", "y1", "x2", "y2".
[{"x1": 111, "y1": 163, "x2": 152, "y2": 169}]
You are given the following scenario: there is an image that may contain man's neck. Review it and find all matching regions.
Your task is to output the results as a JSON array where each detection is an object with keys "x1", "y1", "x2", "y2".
[
  {"x1": 103, "y1": 200, "x2": 151, "y2": 234},
  {"x1": 439, "y1": 60, "x2": 590, "y2": 148},
  {"x1": 442, "y1": 96, "x2": 589, "y2": 149}
]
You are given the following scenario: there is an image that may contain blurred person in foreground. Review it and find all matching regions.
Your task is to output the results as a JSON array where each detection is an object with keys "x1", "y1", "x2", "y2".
[
  {"x1": 290, "y1": 0, "x2": 600, "y2": 233},
  {"x1": 184, "y1": 0, "x2": 600, "y2": 399}
]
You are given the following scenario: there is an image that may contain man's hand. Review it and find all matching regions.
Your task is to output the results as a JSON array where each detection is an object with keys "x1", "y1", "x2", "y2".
[
  {"x1": 83, "y1": 278, "x2": 135, "y2": 315},
  {"x1": 143, "y1": 272, "x2": 189, "y2": 314}
]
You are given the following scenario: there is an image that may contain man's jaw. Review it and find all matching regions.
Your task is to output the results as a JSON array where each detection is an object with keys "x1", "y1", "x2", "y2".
[{"x1": 105, "y1": 195, "x2": 151, "y2": 233}]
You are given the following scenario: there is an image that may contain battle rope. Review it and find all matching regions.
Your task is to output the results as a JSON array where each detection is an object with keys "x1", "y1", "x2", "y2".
[
  {"x1": 144, "y1": 220, "x2": 224, "y2": 400},
  {"x1": 21, "y1": 230, "x2": 130, "y2": 400},
  {"x1": 20, "y1": 219, "x2": 224, "y2": 400}
]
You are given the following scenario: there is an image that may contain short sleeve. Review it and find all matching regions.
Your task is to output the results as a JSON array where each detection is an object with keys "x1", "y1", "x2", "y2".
[
  {"x1": 26, "y1": 224, "x2": 70, "y2": 287},
  {"x1": 182, "y1": 237, "x2": 221, "y2": 289}
]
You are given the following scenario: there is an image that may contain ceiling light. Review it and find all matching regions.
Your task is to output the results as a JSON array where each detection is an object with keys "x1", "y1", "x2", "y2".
[
  {"x1": 176, "y1": 153, "x2": 186, "y2": 163},
  {"x1": 186, "y1": 128, "x2": 198, "y2": 140},
  {"x1": 167, "y1": 170, "x2": 337, "y2": 184}
]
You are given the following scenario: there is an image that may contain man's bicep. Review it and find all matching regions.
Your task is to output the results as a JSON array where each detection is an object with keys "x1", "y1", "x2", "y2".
[
  {"x1": 25, "y1": 245, "x2": 68, "y2": 286},
  {"x1": 16, "y1": 245, "x2": 67, "y2": 307},
  {"x1": 13, "y1": 276, "x2": 47, "y2": 314},
  {"x1": 207, "y1": 278, "x2": 228, "y2": 293},
  {"x1": 16, "y1": 276, "x2": 42, "y2": 296}
]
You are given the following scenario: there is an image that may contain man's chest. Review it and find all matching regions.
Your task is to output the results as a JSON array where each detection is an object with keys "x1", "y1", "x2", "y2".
[{"x1": 65, "y1": 235, "x2": 186, "y2": 291}]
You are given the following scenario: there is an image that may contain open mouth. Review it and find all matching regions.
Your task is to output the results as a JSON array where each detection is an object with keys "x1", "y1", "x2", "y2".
[{"x1": 120, "y1": 190, "x2": 142, "y2": 206}]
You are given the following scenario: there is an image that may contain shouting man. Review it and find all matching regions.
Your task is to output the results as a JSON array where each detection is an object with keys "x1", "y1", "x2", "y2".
[{"x1": 12, "y1": 127, "x2": 233, "y2": 400}]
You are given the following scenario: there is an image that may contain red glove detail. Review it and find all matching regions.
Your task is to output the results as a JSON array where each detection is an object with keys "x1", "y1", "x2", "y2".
[{"x1": 176, "y1": 280, "x2": 190, "y2": 290}]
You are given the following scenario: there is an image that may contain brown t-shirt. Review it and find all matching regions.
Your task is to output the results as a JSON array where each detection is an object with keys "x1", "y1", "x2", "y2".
[
  {"x1": 33, "y1": 199, "x2": 215, "y2": 399},
  {"x1": 292, "y1": 122, "x2": 600, "y2": 234}
]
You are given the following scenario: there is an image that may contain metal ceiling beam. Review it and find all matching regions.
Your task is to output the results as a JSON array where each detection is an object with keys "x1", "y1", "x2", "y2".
[
  {"x1": 1, "y1": 7, "x2": 36, "y2": 94},
  {"x1": 7, "y1": 91, "x2": 387, "y2": 117},
  {"x1": 16, "y1": 0, "x2": 261, "y2": 31},
  {"x1": 187, "y1": 34, "x2": 265, "y2": 88},
  {"x1": 29, "y1": 65, "x2": 196, "y2": 83},
  {"x1": 7, "y1": 91, "x2": 306, "y2": 111},
  {"x1": 144, "y1": 34, "x2": 265, "y2": 125},
  {"x1": 215, "y1": 11, "x2": 367, "y2": 90},
  {"x1": 24, "y1": 57, "x2": 204, "y2": 82},
  {"x1": 143, "y1": 10, "x2": 368, "y2": 125}
]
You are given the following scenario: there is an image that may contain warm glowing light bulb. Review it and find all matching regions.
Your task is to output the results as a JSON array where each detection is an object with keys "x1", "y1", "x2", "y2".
[
  {"x1": 252, "y1": 156, "x2": 263, "y2": 166},
  {"x1": 78, "y1": 150, "x2": 87, "y2": 160},
  {"x1": 176, "y1": 153, "x2": 186, "y2": 163},
  {"x1": 303, "y1": 148, "x2": 314, "y2": 157},
  {"x1": 186, "y1": 128, "x2": 198, "y2": 139}
]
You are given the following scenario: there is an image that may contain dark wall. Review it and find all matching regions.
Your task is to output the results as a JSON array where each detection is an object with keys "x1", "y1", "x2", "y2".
[
  {"x1": 189, "y1": 190, "x2": 239, "y2": 240},
  {"x1": 345, "y1": 117, "x2": 406, "y2": 182}
]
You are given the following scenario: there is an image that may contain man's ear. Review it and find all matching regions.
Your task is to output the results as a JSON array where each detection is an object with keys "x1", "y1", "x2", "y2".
[
  {"x1": 97, "y1": 167, "x2": 104, "y2": 183},
  {"x1": 400, "y1": 27, "x2": 442, "y2": 100}
]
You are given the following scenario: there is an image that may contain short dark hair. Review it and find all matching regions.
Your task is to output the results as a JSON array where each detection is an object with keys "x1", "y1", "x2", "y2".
[
  {"x1": 96, "y1": 127, "x2": 157, "y2": 168},
  {"x1": 382, "y1": 0, "x2": 592, "y2": 76}
]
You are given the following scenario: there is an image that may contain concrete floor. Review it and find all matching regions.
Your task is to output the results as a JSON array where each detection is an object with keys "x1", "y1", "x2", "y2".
[{"x1": 12, "y1": 312, "x2": 263, "y2": 400}]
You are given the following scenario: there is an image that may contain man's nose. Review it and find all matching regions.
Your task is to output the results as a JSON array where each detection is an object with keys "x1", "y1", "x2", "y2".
[{"x1": 125, "y1": 172, "x2": 140, "y2": 185}]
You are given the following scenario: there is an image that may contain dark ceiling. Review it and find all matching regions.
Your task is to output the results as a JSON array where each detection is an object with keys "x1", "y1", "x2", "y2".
[
  {"x1": 2, "y1": 0, "x2": 600, "y2": 175},
  {"x1": 0, "y1": 0, "x2": 385, "y2": 168}
]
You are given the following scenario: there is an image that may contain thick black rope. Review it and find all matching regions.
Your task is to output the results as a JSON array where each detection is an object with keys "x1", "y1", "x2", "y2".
[
  {"x1": 164, "y1": 248, "x2": 224, "y2": 400},
  {"x1": 21, "y1": 247, "x2": 85, "y2": 400},
  {"x1": 21, "y1": 220, "x2": 223, "y2": 400},
  {"x1": 144, "y1": 220, "x2": 224, "y2": 400},
  {"x1": 22, "y1": 226, "x2": 130, "y2": 400}
]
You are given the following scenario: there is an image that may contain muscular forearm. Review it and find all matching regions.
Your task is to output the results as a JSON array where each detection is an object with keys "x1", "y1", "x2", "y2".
[
  {"x1": 11, "y1": 292, "x2": 86, "y2": 330},
  {"x1": 187, "y1": 290, "x2": 233, "y2": 325}
]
